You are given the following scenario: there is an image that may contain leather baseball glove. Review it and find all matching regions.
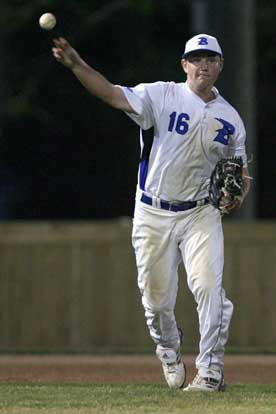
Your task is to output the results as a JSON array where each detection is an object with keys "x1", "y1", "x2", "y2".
[{"x1": 209, "y1": 157, "x2": 244, "y2": 214}]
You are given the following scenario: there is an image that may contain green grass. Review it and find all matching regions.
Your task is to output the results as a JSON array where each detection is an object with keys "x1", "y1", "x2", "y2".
[{"x1": 0, "y1": 383, "x2": 276, "y2": 414}]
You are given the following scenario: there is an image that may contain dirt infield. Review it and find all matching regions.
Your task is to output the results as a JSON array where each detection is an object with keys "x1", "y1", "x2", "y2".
[{"x1": 0, "y1": 355, "x2": 275, "y2": 384}]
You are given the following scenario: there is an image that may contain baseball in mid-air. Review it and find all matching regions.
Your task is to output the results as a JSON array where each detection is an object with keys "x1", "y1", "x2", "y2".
[{"x1": 39, "y1": 13, "x2": 57, "y2": 30}]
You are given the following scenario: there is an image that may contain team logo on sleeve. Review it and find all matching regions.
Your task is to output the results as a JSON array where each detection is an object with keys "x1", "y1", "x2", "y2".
[{"x1": 214, "y1": 118, "x2": 235, "y2": 145}]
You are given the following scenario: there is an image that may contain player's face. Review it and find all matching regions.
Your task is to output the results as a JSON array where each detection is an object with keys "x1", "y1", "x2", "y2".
[{"x1": 181, "y1": 52, "x2": 223, "y2": 93}]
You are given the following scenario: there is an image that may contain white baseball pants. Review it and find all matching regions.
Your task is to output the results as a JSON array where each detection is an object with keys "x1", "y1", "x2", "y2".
[{"x1": 132, "y1": 199, "x2": 233, "y2": 369}]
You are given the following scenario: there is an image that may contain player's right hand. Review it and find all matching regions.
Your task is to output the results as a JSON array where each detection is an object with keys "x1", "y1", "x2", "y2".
[{"x1": 52, "y1": 37, "x2": 81, "y2": 70}]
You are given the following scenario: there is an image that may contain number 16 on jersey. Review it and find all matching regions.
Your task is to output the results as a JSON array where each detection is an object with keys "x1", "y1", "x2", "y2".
[{"x1": 168, "y1": 112, "x2": 190, "y2": 135}]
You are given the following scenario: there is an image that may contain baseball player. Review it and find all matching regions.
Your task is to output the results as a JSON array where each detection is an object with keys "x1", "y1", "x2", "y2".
[{"x1": 52, "y1": 33, "x2": 250, "y2": 391}]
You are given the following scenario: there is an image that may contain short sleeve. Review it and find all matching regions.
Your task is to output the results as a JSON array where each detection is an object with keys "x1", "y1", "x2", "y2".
[{"x1": 119, "y1": 82, "x2": 168, "y2": 130}]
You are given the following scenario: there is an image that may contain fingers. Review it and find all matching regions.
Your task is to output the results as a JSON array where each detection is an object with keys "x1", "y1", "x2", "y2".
[
  {"x1": 219, "y1": 193, "x2": 242, "y2": 214},
  {"x1": 52, "y1": 37, "x2": 70, "y2": 55},
  {"x1": 52, "y1": 47, "x2": 61, "y2": 60},
  {"x1": 224, "y1": 198, "x2": 242, "y2": 213},
  {"x1": 51, "y1": 37, "x2": 81, "y2": 70},
  {"x1": 52, "y1": 38, "x2": 70, "y2": 62},
  {"x1": 53, "y1": 37, "x2": 68, "y2": 48}
]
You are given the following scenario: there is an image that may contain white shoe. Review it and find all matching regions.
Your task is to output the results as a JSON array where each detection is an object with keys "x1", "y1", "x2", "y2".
[
  {"x1": 183, "y1": 368, "x2": 225, "y2": 392},
  {"x1": 156, "y1": 347, "x2": 186, "y2": 389}
]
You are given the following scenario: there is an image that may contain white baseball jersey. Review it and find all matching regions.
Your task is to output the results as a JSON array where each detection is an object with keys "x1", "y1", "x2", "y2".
[{"x1": 121, "y1": 81, "x2": 247, "y2": 202}]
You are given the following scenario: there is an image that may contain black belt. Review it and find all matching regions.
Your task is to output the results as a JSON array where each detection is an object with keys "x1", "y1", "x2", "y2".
[{"x1": 141, "y1": 193, "x2": 209, "y2": 212}]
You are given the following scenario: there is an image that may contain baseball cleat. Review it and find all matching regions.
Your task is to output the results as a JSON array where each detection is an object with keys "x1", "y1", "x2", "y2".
[
  {"x1": 156, "y1": 347, "x2": 186, "y2": 389},
  {"x1": 183, "y1": 368, "x2": 226, "y2": 392}
]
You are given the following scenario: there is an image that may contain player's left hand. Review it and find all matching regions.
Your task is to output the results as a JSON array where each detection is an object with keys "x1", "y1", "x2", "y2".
[
  {"x1": 219, "y1": 193, "x2": 243, "y2": 214},
  {"x1": 221, "y1": 172, "x2": 251, "y2": 214}
]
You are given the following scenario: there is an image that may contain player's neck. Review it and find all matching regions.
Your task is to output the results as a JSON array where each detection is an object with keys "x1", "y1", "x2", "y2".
[{"x1": 187, "y1": 81, "x2": 215, "y2": 103}]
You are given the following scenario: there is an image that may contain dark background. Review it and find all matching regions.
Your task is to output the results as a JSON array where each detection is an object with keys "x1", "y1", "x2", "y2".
[{"x1": 0, "y1": 0, "x2": 274, "y2": 220}]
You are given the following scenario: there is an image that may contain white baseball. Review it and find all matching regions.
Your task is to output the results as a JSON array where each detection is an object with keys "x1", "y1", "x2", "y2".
[{"x1": 39, "y1": 13, "x2": 57, "y2": 30}]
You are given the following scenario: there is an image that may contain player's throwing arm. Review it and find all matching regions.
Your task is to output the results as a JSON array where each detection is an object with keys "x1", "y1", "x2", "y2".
[{"x1": 52, "y1": 37, "x2": 133, "y2": 113}]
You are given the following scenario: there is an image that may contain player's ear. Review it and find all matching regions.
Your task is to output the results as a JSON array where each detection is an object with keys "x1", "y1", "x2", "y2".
[
  {"x1": 181, "y1": 59, "x2": 188, "y2": 74},
  {"x1": 219, "y1": 57, "x2": 224, "y2": 72}
]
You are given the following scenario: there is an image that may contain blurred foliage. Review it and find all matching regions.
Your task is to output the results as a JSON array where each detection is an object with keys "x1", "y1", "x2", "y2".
[
  {"x1": 0, "y1": 0, "x2": 190, "y2": 219},
  {"x1": 1, "y1": 0, "x2": 190, "y2": 119},
  {"x1": 255, "y1": 0, "x2": 276, "y2": 218},
  {"x1": 256, "y1": 0, "x2": 276, "y2": 69}
]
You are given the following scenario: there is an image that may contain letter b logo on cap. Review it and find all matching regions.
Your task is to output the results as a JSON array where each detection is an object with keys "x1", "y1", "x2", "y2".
[{"x1": 198, "y1": 37, "x2": 208, "y2": 45}]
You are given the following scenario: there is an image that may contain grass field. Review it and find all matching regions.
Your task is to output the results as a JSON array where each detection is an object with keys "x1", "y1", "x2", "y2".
[{"x1": 1, "y1": 383, "x2": 276, "y2": 414}]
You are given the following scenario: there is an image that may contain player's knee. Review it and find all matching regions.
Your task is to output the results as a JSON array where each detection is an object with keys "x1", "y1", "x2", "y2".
[
  {"x1": 142, "y1": 277, "x2": 174, "y2": 310},
  {"x1": 147, "y1": 296, "x2": 167, "y2": 312},
  {"x1": 144, "y1": 289, "x2": 171, "y2": 311},
  {"x1": 193, "y1": 277, "x2": 215, "y2": 300}
]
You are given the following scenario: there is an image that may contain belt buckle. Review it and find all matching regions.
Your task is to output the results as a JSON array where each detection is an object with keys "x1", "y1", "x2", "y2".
[
  {"x1": 170, "y1": 202, "x2": 179, "y2": 212},
  {"x1": 168, "y1": 201, "x2": 177, "y2": 211}
]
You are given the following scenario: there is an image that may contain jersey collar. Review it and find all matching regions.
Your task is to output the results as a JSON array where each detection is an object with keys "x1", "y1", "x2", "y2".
[{"x1": 184, "y1": 82, "x2": 219, "y2": 103}]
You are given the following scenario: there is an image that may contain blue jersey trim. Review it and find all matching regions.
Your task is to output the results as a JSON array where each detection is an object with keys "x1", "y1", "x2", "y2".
[
  {"x1": 139, "y1": 127, "x2": 154, "y2": 191},
  {"x1": 139, "y1": 159, "x2": 148, "y2": 191}
]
